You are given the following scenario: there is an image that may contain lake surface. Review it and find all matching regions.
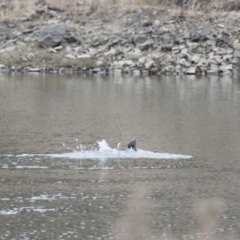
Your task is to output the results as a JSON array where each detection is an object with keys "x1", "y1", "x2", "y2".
[{"x1": 0, "y1": 73, "x2": 240, "y2": 239}]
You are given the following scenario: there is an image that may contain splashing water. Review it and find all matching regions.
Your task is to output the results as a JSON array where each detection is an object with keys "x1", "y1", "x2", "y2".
[{"x1": 5, "y1": 140, "x2": 192, "y2": 160}]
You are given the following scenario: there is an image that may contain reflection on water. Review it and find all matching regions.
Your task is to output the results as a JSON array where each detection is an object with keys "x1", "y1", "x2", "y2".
[{"x1": 0, "y1": 73, "x2": 240, "y2": 239}]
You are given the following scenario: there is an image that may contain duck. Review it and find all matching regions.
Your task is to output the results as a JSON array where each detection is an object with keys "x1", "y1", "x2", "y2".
[{"x1": 118, "y1": 139, "x2": 137, "y2": 151}]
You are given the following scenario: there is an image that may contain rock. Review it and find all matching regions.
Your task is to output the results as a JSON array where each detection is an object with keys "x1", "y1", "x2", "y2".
[
  {"x1": 216, "y1": 37, "x2": 231, "y2": 48},
  {"x1": 191, "y1": 33, "x2": 208, "y2": 42},
  {"x1": 54, "y1": 46, "x2": 63, "y2": 51},
  {"x1": 234, "y1": 50, "x2": 240, "y2": 58},
  {"x1": 91, "y1": 36, "x2": 108, "y2": 47},
  {"x1": 221, "y1": 70, "x2": 232, "y2": 76},
  {"x1": 47, "y1": 48, "x2": 56, "y2": 53},
  {"x1": 145, "y1": 60, "x2": 155, "y2": 69},
  {"x1": 22, "y1": 28, "x2": 33, "y2": 34},
  {"x1": 0, "y1": 21, "x2": 8, "y2": 34},
  {"x1": 191, "y1": 54, "x2": 201, "y2": 64},
  {"x1": 124, "y1": 52, "x2": 142, "y2": 60},
  {"x1": 96, "y1": 60, "x2": 103, "y2": 66},
  {"x1": 0, "y1": 46, "x2": 15, "y2": 53},
  {"x1": 142, "y1": 21, "x2": 153, "y2": 27},
  {"x1": 38, "y1": 24, "x2": 66, "y2": 48},
  {"x1": 132, "y1": 69, "x2": 141, "y2": 76},
  {"x1": 231, "y1": 58, "x2": 239, "y2": 64},
  {"x1": 210, "y1": 64, "x2": 219, "y2": 71},
  {"x1": 138, "y1": 56, "x2": 146, "y2": 64},
  {"x1": 179, "y1": 58, "x2": 190, "y2": 67},
  {"x1": 172, "y1": 46, "x2": 180, "y2": 53},
  {"x1": 154, "y1": 20, "x2": 160, "y2": 27},
  {"x1": 27, "y1": 67, "x2": 41, "y2": 72},
  {"x1": 117, "y1": 60, "x2": 135, "y2": 67},
  {"x1": 218, "y1": 24, "x2": 225, "y2": 28},
  {"x1": 27, "y1": 53, "x2": 34, "y2": 60},
  {"x1": 65, "y1": 54, "x2": 76, "y2": 59},
  {"x1": 77, "y1": 54, "x2": 91, "y2": 59},
  {"x1": 186, "y1": 67, "x2": 196, "y2": 74},
  {"x1": 151, "y1": 53, "x2": 165, "y2": 60},
  {"x1": 181, "y1": 48, "x2": 188, "y2": 55},
  {"x1": 36, "y1": 6, "x2": 47, "y2": 15},
  {"x1": 220, "y1": 64, "x2": 233, "y2": 71},
  {"x1": 207, "y1": 70, "x2": 218, "y2": 75},
  {"x1": 139, "y1": 40, "x2": 153, "y2": 51},
  {"x1": 65, "y1": 32, "x2": 79, "y2": 43},
  {"x1": 223, "y1": 54, "x2": 233, "y2": 61},
  {"x1": 104, "y1": 48, "x2": 116, "y2": 56},
  {"x1": 133, "y1": 35, "x2": 148, "y2": 45}
]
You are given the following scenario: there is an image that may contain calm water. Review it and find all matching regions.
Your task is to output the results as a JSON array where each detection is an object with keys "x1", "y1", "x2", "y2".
[{"x1": 0, "y1": 73, "x2": 240, "y2": 239}]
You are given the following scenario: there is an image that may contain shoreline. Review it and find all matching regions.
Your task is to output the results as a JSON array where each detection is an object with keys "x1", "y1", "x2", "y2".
[
  {"x1": 0, "y1": 67, "x2": 239, "y2": 77},
  {"x1": 1, "y1": 4, "x2": 240, "y2": 76}
]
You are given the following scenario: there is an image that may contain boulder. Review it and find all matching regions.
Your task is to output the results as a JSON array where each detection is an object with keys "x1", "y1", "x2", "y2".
[
  {"x1": 65, "y1": 54, "x2": 76, "y2": 59},
  {"x1": 186, "y1": 67, "x2": 196, "y2": 74},
  {"x1": 179, "y1": 58, "x2": 190, "y2": 67},
  {"x1": 139, "y1": 40, "x2": 153, "y2": 51},
  {"x1": 133, "y1": 34, "x2": 148, "y2": 45},
  {"x1": 145, "y1": 60, "x2": 155, "y2": 70},
  {"x1": 77, "y1": 54, "x2": 92, "y2": 59},
  {"x1": 124, "y1": 52, "x2": 142, "y2": 60},
  {"x1": 220, "y1": 64, "x2": 233, "y2": 71},
  {"x1": 210, "y1": 64, "x2": 219, "y2": 72},
  {"x1": 234, "y1": 50, "x2": 240, "y2": 58},
  {"x1": 38, "y1": 24, "x2": 66, "y2": 48}
]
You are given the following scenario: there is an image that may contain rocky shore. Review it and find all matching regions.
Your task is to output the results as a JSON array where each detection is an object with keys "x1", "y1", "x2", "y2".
[{"x1": 1, "y1": 4, "x2": 240, "y2": 76}]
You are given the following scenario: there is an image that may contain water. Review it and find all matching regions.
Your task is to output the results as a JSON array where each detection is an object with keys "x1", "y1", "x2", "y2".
[{"x1": 0, "y1": 73, "x2": 240, "y2": 239}]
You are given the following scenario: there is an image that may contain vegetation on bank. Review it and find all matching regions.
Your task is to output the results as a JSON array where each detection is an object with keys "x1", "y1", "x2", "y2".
[{"x1": 0, "y1": 0, "x2": 240, "y2": 19}]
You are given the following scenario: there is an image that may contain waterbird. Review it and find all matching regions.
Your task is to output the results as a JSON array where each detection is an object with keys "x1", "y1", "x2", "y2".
[{"x1": 118, "y1": 139, "x2": 137, "y2": 151}]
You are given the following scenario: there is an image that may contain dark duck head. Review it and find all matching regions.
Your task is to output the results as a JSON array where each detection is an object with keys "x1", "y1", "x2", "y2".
[{"x1": 127, "y1": 139, "x2": 137, "y2": 151}]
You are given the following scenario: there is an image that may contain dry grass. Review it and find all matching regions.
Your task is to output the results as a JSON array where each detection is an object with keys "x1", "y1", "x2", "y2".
[{"x1": 0, "y1": 0, "x2": 239, "y2": 20}]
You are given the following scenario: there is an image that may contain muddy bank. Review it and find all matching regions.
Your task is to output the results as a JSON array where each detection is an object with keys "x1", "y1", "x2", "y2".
[{"x1": 1, "y1": 6, "x2": 240, "y2": 76}]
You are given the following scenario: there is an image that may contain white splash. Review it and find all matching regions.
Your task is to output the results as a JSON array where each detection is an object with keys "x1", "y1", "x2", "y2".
[
  {"x1": 0, "y1": 206, "x2": 57, "y2": 215},
  {"x1": 8, "y1": 140, "x2": 192, "y2": 160}
]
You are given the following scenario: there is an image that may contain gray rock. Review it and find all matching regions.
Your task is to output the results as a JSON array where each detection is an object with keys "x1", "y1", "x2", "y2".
[
  {"x1": 191, "y1": 54, "x2": 201, "y2": 64},
  {"x1": 221, "y1": 70, "x2": 232, "y2": 76},
  {"x1": 138, "y1": 56, "x2": 146, "y2": 64},
  {"x1": 206, "y1": 70, "x2": 218, "y2": 75},
  {"x1": 27, "y1": 53, "x2": 34, "y2": 60},
  {"x1": 133, "y1": 35, "x2": 148, "y2": 45},
  {"x1": 132, "y1": 69, "x2": 141, "y2": 76},
  {"x1": 124, "y1": 52, "x2": 142, "y2": 60},
  {"x1": 38, "y1": 24, "x2": 66, "y2": 48},
  {"x1": 139, "y1": 40, "x2": 153, "y2": 51},
  {"x1": 23, "y1": 29, "x2": 33, "y2": 34},
  {"x1": 145, "y1": 60, "x2": 155, "y2": 69},
  {"x1": 104, "y1": 48, "x2": 116, "y2": 56},
  {"x1": 181, "y1": 48, "x2": 188, "y2": 55},
  {"x1": 54, "y1": 46, "x2": 63, "y2": 51},
  {"x1": 186, "y1": 67, "x2": 196, "y2": 74},
  {"x1": 223, "y1": 54, "x2": 233, "y2": 61},
  {"x1": 179, "y1": 58, "x2": 190, "y2": 67},
  {"x1": 210, "y1": 64, "x2": 219, "y2": 71},
  {"x1": 117, "y1": 60, "x2": 135, "y2": 67},
  {"x1": 65, "y1": 32, "x2": 79, "y2": 43},
  {"x1": 220, "y1": 64, "x2": 233, "y2": 71},
  {"x1": 91, "y1": 36, "x2": 108, "y2": 47},
  {"x1": 77, "y1": 54, "x2": 91, "y2": 59},
  {"x1": 0, "y1": 46, "x2": 15, "y2": 53},
  {"x1": 142, "y1": 21, "x2": 153, "y2": 27},
  {"x1": 65, "y1": 54, "x2": 76, "y2": 59},
  {"x1": 96, "y1": 60, "x2": 103, "y2": 66},
  {"x1": 234, "y1": 50, "x2": 240, "y2": 58},
  {"x1": 27, "y1": 67, "x2": 41, "y2": 72}
]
